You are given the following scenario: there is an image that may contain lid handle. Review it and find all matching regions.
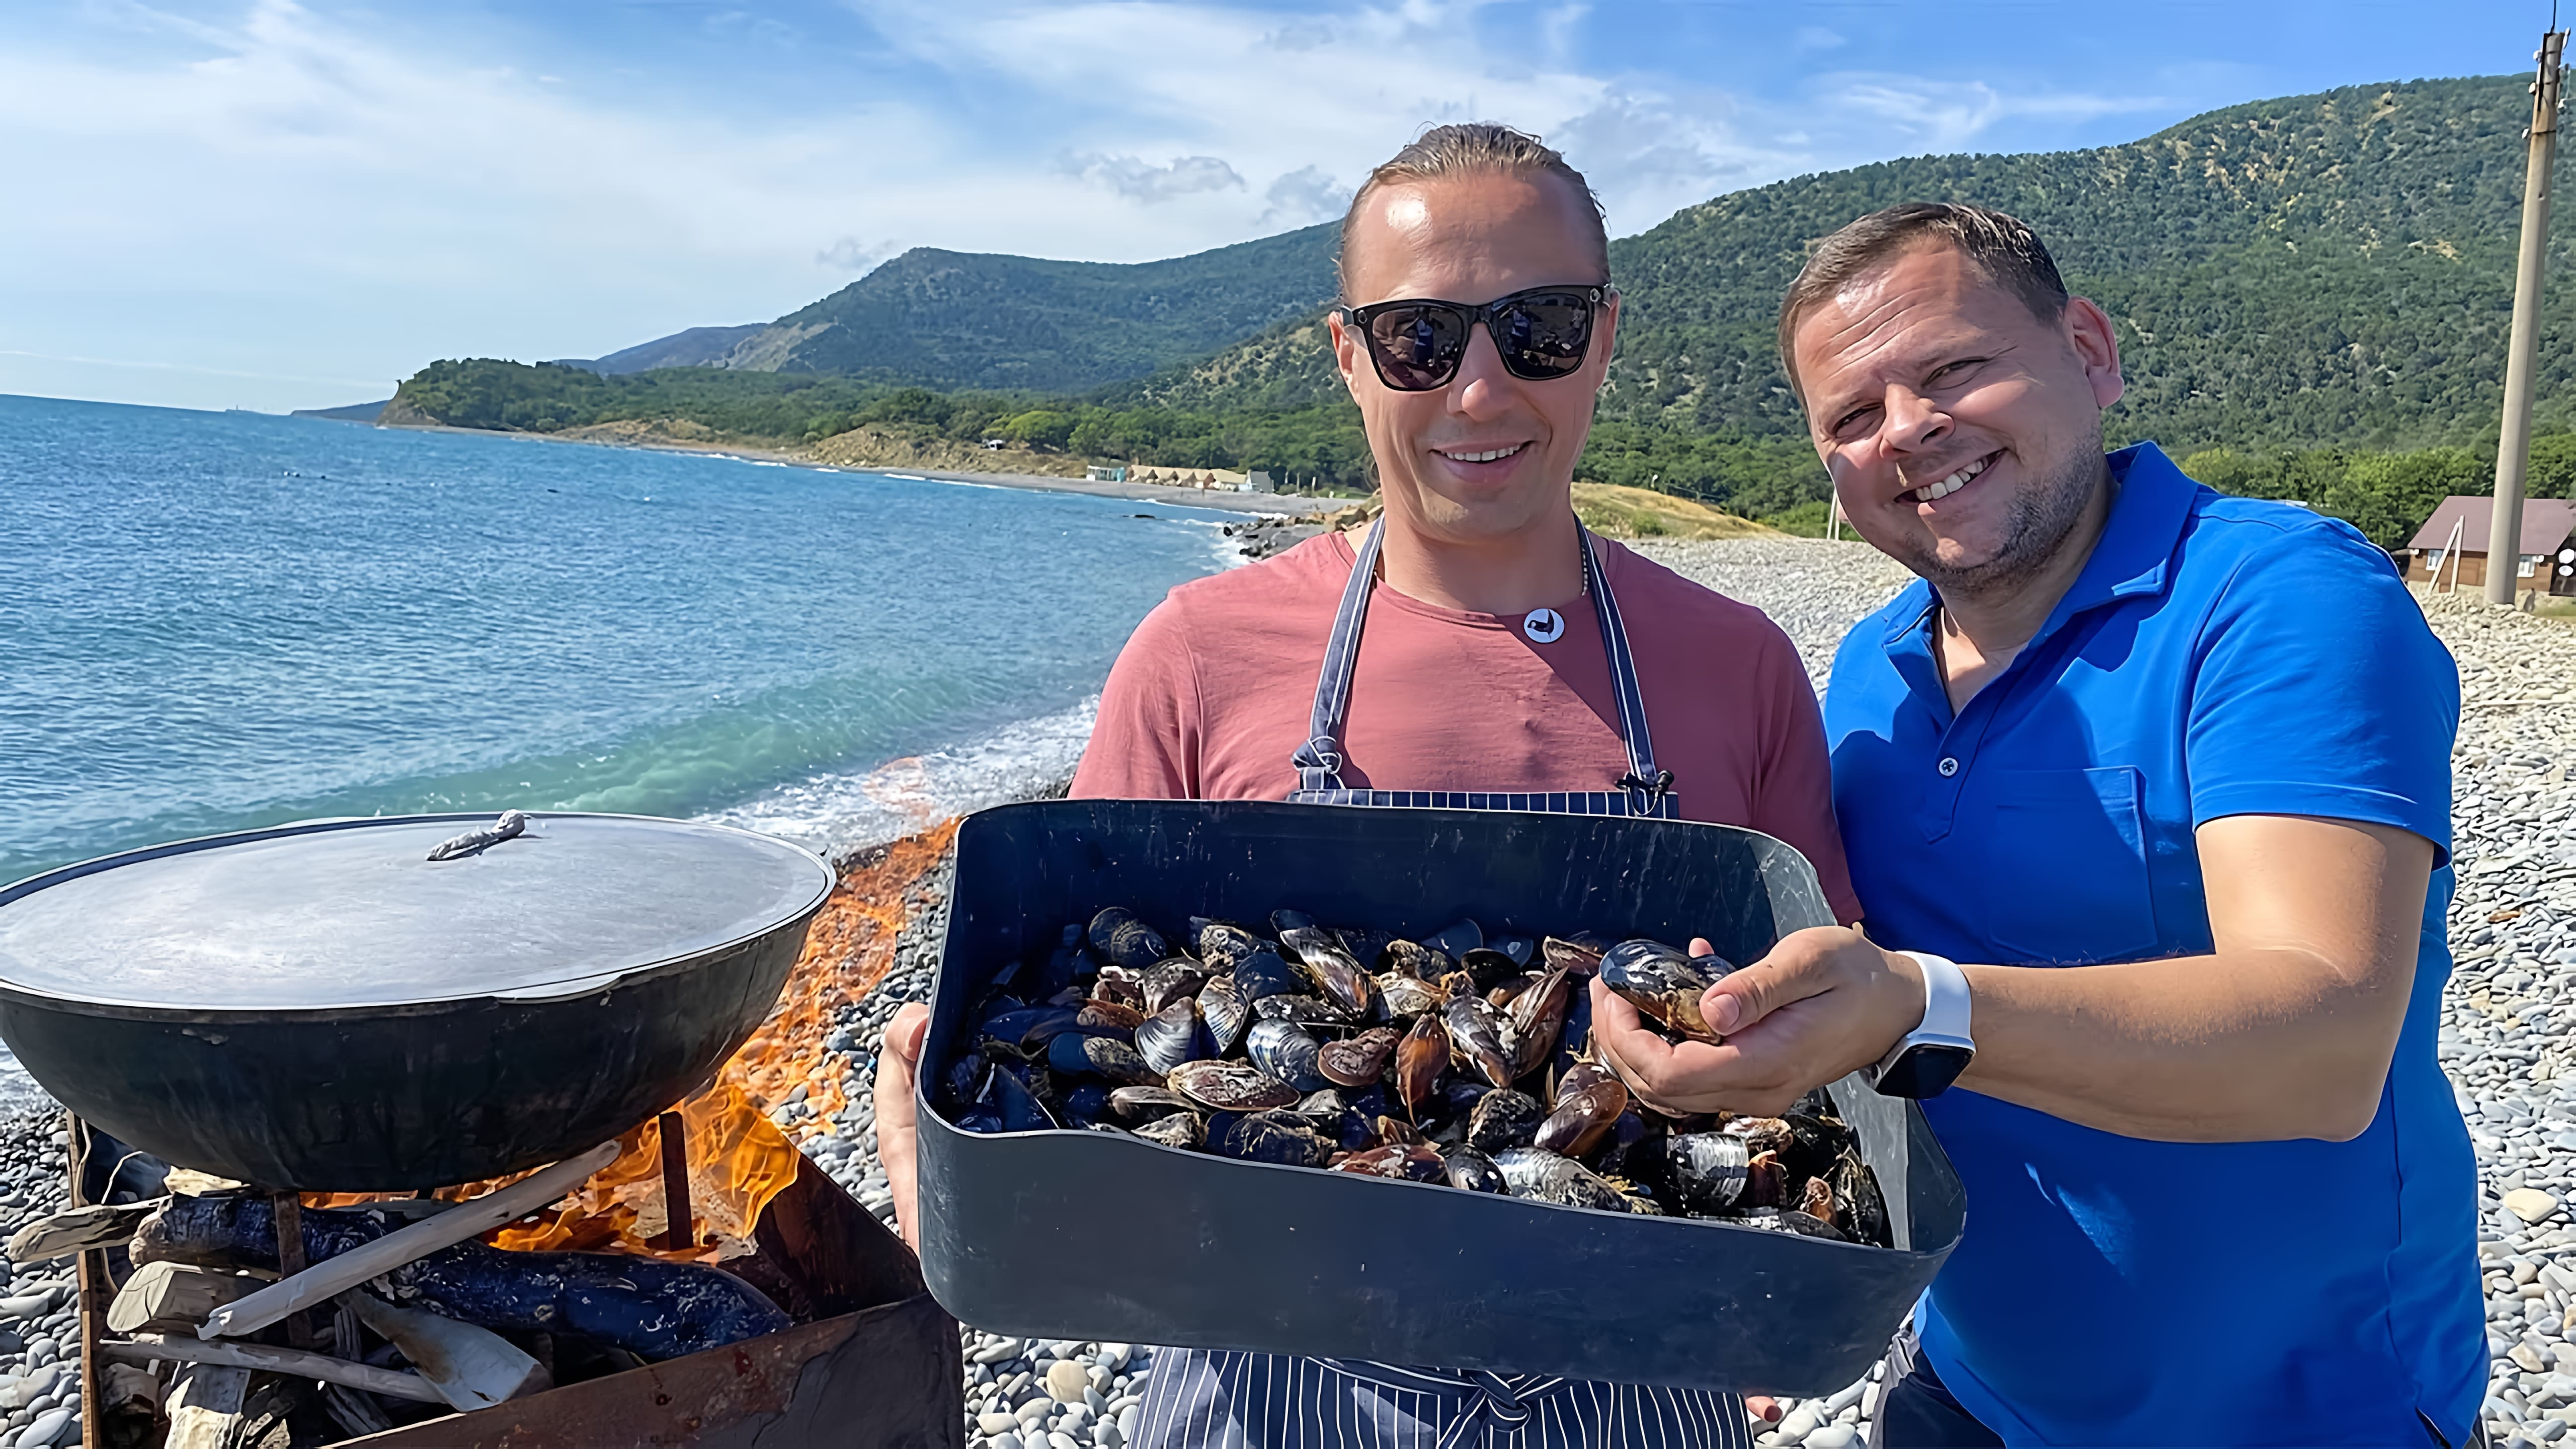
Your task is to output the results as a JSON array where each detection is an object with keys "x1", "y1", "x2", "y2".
[{"x1": 426, "y1": 811, "x2": 532, "y2": 862}]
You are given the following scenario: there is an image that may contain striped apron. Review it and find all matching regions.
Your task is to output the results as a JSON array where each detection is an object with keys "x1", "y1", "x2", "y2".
[{"x1": 1125, "y1": 519, "x2": 1746, "y2": 1448}]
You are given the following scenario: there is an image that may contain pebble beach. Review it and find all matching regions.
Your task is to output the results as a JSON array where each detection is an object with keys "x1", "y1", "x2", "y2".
[{"x1": 3, "y1": 535, "x2": 2567, "y2": 1447}]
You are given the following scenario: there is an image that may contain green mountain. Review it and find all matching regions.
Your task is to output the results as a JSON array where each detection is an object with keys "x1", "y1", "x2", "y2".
[
  {"x1": 570, "y1": 225, "x2": 1341, "y2": 394},
  {"x1": 1148, "y1": 75, "x2": 2560, "y2": 461}
]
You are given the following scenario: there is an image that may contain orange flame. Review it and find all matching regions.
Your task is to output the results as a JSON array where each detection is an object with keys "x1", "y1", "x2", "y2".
[{"x1": 308, "y1": 817, "x2": 960, "y2": 1262}]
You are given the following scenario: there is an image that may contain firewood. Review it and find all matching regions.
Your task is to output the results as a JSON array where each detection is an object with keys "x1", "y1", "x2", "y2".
[
  {"x1": 346, "y1": 1289, "x2": 551, "y2": 1410},
  {"x1": 106, "y1": 1261, "x2": 257, "y2": 1335},
  {"x1": 102, "y1": 1333, "x2": 445, "y2": 1403},
  {"x1": 161, "y1": 1362, "x2": 250, "y2": 1449},
  {"x1": 5, "y1": 1198, "x2": 163, "y2": 1263}
]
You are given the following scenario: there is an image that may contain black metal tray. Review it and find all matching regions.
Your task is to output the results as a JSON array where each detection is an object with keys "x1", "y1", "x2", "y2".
[{"x1": 914, "y1": 800, "x2": 1965, "y2": 1395}]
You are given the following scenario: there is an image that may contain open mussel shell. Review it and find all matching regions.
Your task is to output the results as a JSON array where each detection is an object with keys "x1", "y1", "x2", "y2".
[
  {"x1": 1833, "y1": 1148, "x2": 1893, "y2": 1248},
  {"x1": 1088, "y1": 907, "x2": 1171, "y2": 973},
  {"x1": 1141, "y1": 959, "x2": 1212, "y2": 1016},
  {"x1": 1506, "y1": 968, "x2": 1572, "y2": 1080},
  {"x1": 980, "y1": 1005, "x2": 1077, "y2": 1050},
  {"x1": 1198, "y1": 975, "x2": 1249, "y2": 1054},
  {"x1": 1665, "y1": 1131, "x2": 1750, "y2": 1212},
  {"x1": 1270, "y1": 908, "x2": 1317, "y2": 934},
  {"x1": 1135, "y1": 997, "x2": 1214, "y2": 1075},
  {"x1": 1317, "y1": 1026, "x2": 1399, "y2": 1089},
  {"x1": 1231, "y1": 949, "x2": 1305, "y2": 1004},
  {"x1": 1490, "y1": 936, "x2": 1536, "y2": 967},
  {"x1": 1246, "y1": 1017, "x2": 1332, "y2": 1093},
  {"x1": 1442, "y1": 1146, "x2": 1506, "y2": 1193},
  {"x1": 1457, "y1": 947, "x2": 1522, "y2": 992},
  {"x1": 1075, "y1": 1000, "x2": 1145, "y2": 1037},
  {"x1": 1133, "y1": 1112, "x2": 1206, "y2": 1150},
  {"x1": 1045, "y1": 1032, "x2": 1161, "y2": 1086},
  {"x1": 1541, "y1": 933, "x2": 1610, "y2": 975},
  {"x1": 1090, "y1": 966, "x2": 1147, "y2": 1012},
  {"x1": 1493, "y1": 1147, "x2": 1629, "y2": 1212},
  {"x1": 1169, "y1": 1060, "x2": 1301, "y2": 1111},
  {"x1": 1331, "y1": 1143, "x2": 1446, "y2": 1182},
  {"x1": 1466, "y1": 1089, "x2": 1544, "y2": 1154},
  {"x1": 1597, "y1": 938, "x2": 1720, "y2": 1043},
  {"x1": 1208, "y1": 1109, "x2": 1331, "y2": 1167}
]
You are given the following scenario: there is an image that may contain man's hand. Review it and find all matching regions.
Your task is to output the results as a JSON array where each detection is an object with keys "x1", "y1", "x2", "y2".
[
  {"x1": 873, "y1": 1002, "x2": 931, "y2": 1251},
  {"x1": 1591, "y1": 927, "x2": 1924, "y2": 1117}
]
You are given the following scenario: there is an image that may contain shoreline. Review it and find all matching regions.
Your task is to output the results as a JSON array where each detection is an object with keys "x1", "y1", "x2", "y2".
[{"x1": 360, "y1": 418, "x2": 1338, "y2": 518}]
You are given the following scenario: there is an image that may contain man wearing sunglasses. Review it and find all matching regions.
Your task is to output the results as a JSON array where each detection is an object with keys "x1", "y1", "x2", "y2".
[
  {"x1": 1592, "y1": 203, "x2": 2483, "y2": 1445},
  {"x1": 874, "y1": 123, "x2": 1861, "y2": 1446}
]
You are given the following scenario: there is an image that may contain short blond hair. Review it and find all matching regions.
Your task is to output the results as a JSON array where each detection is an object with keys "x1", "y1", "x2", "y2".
[{"x1": 1337, "y1": 123, "x2": 1608, "y2": 301}]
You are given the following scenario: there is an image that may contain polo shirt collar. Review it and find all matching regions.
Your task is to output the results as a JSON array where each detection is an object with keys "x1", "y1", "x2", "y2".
[{"x1": 1877, "y1": 441, "x2": 2198, "y2": 652}]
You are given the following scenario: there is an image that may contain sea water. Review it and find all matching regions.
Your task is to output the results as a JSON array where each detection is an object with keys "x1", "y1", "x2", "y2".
[{"x1": 1, "y1": 393, "x2": 1239, "y2": 886}]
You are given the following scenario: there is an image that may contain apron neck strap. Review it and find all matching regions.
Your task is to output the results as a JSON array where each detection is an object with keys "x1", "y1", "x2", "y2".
[{"x1": 1292, "y1": 517, "x2": 1672, "y2": 812}]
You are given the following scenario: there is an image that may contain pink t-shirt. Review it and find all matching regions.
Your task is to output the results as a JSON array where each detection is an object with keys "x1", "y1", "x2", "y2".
[{"x1": 1071, "y1": 530, "x2": 1862, "y2": 923}]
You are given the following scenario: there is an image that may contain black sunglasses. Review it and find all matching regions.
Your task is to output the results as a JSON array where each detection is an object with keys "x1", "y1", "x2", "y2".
[{"x1": 1336, "y1": 284, "x2": 1609, "y2": 392}]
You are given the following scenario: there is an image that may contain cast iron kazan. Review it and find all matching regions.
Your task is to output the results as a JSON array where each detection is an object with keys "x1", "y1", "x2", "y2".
[{"x1": 0, "y1": 812, "x2": 833, "y2": 1190}]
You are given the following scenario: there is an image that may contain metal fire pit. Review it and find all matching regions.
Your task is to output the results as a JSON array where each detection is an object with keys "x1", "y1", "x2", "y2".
[
  {"x1": 69, "y1": 1119, "x2": 964, "y2": 1448},
  {"x1": 916, "y1": 799, "x2": 1968, "y2": 1397},
  {"x1": 0, "y1": 813, "x2": 833, "y2": 1189}
]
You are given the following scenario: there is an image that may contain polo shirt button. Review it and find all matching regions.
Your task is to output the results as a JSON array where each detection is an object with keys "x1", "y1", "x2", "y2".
[{"x1": 1938, "y1": 757, "x2": 1960, "y2": 777}]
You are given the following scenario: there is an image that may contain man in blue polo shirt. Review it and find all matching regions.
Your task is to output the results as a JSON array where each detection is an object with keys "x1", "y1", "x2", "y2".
[{"x1": 1593, "y1": 202, "x2": 2484, "y2": 1445}]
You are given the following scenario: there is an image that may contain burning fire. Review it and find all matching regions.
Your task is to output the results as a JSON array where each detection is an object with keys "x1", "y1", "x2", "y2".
[{"x1": 310, "y1": 816, "x2": 960, "y2": 1261}]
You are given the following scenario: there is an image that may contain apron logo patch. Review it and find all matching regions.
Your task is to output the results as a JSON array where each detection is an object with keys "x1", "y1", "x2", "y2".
[{"x1": 1522, "y1": 608, "x2": 1565, "y2": 644}]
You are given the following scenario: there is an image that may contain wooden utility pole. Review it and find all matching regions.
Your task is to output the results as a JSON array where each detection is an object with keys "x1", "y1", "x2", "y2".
[{"x1": 2489, "y1": 26, "x2": 2569, "y2": 604}]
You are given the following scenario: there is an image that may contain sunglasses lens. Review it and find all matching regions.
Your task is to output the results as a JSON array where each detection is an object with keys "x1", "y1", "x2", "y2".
[
  {"x1": 1365, "y1": 304, "x2": 1468, "y2": 390},
  {"x1": 1495, "y1": 293, "x2": 1595, "y2": 379}
]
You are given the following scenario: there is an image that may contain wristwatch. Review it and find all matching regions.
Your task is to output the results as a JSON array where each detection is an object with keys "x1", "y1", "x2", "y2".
[{"x1": 1868, "y1": 951, "x2": 1976, "y2": 1098}]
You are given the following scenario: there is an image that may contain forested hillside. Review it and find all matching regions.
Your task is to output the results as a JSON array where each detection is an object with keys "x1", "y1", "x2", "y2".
[{"x1": 392, "y1": 73, "x2": 2576, "y2": 541}]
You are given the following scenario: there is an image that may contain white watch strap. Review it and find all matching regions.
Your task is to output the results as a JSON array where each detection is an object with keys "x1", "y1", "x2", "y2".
[{"x1": 1900, "y1": 951, "x2": 1973, "y2": 1046}]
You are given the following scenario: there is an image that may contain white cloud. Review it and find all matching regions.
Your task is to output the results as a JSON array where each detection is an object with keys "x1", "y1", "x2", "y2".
[
  {"x1": 1259, "y1": 166, "x2": 1350, "y2": 227},
  {"x1": 817, "y1": 237, "x2": 902, "y2": 273},
  {"x1": 1795, "y1": 25, "x2": 1845, "y2": 52},
  {"x1": 1821, "y1": 72, "x2": 2169, "y2": 152},
  {"x1": 1058, "y1": 152, "x2": 1247, "y2": 203}
]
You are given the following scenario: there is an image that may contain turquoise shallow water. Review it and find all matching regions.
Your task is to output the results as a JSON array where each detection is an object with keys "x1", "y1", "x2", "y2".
[{"x1": 0, "y1": 393, "x2": 1237, "y2": 884}]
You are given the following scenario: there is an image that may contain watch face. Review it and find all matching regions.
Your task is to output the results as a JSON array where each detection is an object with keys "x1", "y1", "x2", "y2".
[{"x1": 1875, "y1": 1044, "x2": 1974, "y2": 1099}]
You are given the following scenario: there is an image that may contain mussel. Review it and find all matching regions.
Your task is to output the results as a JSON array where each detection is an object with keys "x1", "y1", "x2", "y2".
[
  {"x1": 1381, "y1": 939, "x2": 1455, "y2": 980},
  {"x1": 1168, "y1": 1060, "x2": 1301, "y2": 1111},
  {"x1": 1252, "y1": 994, "x2": 1354, "y2": 1028},
  {"x1": 1541, "y1": 933, "x2": 1610, "y2": 975},
  {"x1": 1726, "y1": 1206, "x2": 1848, "y2": 1242},
  {"x1": 1089, "y1": 907, "x2": 1170, "y2": 972},
  {"x1": 1393, "y1": 1012, "x2": 1450, "y2": 1116},
  {"x1": 1279, "y1": 927, "x2": 1379, "y2": 1018},
  {"x1": 1506, "y1": 967, "x2": 1572, "y2": 1080},
  {"x1": 1466, "y1": 1089, "x2": 1545, "y2": 1154},
  {"x1": 1493, "y1": 1147, "x2": 1630, "y2": 1212},
  {"x1": 1208, "y1": 1110, "x2": 1331, "y2": 1167},
  {"x1": 1135, "y1": 997, "x2": 1212, "y2": 1074},
  {"x1": 1330, "y1": 1143, "x2": 1447, "y2": 1182},
  {"x1": 1195, "y1": 921, "x2": 1265, "y2": 972},
  {"x1": 1597, "y1": 939, "x2": 1721, "y2": 1042},
  {"x1": 1107, "y1": 1086, "x2": 1196, "y2": 1123},
  {"x1": 1443, "y1": 993, "x2": 1516, "y2": 1090},
  {"x1": 1665, "y1": 1132, "x2": 1749, "y2": 1211},
  {"x1": 1076, "y1": 1000, "x2": 1146, "y2": 1036},
  {"x1": 1231, "y1": 949, "x2": 1306, "y2": 1004},
  {"x1": 1832, "y1": 1149, "x2": 1892, "y2": 1248},
  {"x1": 1376, "y1": 973, "x2": 1449, "y2": 1018},
  {"x1": 1336, "y1": 926, "x2": 1394, "y2": 968},
  {"x1": 1198, "y1": 975, "x2": 1250, "y2": 1055},
  {"x1": 1246, "y1": 1018, "x2": 1332, "y2": 1093},
  {"x1": 1424, "y1": 919, "x2": 1483, "y2": 957},
  {"x1": 1134, "y1": 1112, "x2": 1205, "y2": 1150},
  {"x1": 1045, "y1": 1033, "x2": 1160, "y2": 1086},
  {"x1": 1141, "y1": 960, "x2": 1212, "y2": 1015},
  {"x1": 1533, "y1": 1069, "x2": 1628, "y2": 1158},
  {"x1": 1442, "y1": 1146, "x2": 1507, "y2": 1193},
  {"x1": 1317, "y1": 1026, "x2": 1400, "y2": 1088}
]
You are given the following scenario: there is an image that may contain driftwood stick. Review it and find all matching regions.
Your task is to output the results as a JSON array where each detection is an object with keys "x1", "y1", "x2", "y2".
[
  {"x1": 200, "y1": 1140, "x2": 620, "y2": 1342},
  {"x1": 163, "y1": 1363, "x2": 252, "y2": 1449},
  {"x1": 5, "y1": 1199, "x2": 163, "y2": 1264},
  {"x1": 105, "y1": 1333, "x2": 446, "y2": 1404},
  {"x1": 107, "y1": 1261, "x2": 258, "y2": 1335}
]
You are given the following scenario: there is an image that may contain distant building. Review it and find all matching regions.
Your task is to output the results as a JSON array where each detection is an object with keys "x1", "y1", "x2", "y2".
[
  {"x1": 982, "y1": 438, "x2": 1008, "y2": 450},
  {"x1": 1129, "y1": 465, "x2": 1251, "y2": 491},
  {"x1": 2403, "y1": 496, "x2": 2576, "y2": 595},
  {"x1": 1086, "y1": 465, "x2": 1128, "y2": 482},
  {"x1": 1242, "y1": 470, "x2": 1274, "y2": 494}
]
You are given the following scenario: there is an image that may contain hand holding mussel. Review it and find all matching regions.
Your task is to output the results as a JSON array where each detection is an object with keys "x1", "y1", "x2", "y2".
[{"x1": 1598, "y1": 939, "x2": 1728, "y2": 1043}]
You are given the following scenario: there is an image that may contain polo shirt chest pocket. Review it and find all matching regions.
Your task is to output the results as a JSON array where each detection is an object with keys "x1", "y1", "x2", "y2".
[{"x1": 1975, "y1": 766, "x2": 2162, "y2": 965}]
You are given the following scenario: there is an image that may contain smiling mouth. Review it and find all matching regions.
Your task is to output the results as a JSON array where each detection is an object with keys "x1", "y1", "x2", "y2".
[
  {"x1": 1435, "y1": 443, "x2": 1528, "y2": 465},
  {"x1": 1901, "y1": 450, "x2": 1998, "y2": 505}
]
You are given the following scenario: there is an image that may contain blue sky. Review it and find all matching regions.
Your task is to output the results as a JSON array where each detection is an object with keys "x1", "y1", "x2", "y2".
[{"x1": 0, "y1": 0, "x2": 2561, "y2": 412}]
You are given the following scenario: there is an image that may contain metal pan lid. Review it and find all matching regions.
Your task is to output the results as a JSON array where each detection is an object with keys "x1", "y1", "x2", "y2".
[{"x1": 0, "y1": 813, "x2": 835, "y2": 1011}]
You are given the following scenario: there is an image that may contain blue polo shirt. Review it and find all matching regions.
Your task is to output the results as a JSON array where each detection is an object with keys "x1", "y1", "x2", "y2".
[{"x1": 1825, "y1": 444, "x2": 2483, "y2": 1444}]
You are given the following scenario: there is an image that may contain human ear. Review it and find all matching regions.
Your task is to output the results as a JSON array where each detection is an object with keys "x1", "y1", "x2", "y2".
[
  {"x1": 2063, "y1": 295, "x2": 2125, "y2": 410},
  {"x1": 1329, "y1": 310, "x2": 1371, "y2": 406}
]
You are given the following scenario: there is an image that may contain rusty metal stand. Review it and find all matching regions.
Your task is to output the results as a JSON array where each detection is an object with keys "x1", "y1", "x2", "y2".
[{"x1": 658, "y1": 1110, "x2": 693, "y2": 1253}]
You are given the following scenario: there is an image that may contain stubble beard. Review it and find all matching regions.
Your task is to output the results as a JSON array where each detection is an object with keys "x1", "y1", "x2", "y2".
[{"x1": 1894, "y1": 424, "x2": 2109, "y2": 606}]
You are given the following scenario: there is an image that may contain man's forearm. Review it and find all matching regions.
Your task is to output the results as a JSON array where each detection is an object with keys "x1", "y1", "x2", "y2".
[{"x1": 1954, "y1": 945, "x2": 2415, "y2": 1143}]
